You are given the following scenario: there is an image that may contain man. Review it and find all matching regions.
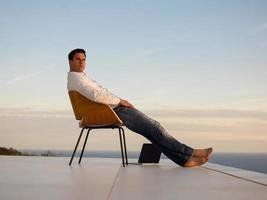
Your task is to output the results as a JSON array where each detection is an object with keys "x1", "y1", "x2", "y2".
[{"x1": 67, "y1": 48, "x2": 212, "y2": 167}]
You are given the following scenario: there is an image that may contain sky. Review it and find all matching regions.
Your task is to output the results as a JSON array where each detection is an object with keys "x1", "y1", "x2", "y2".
[{"x1": 0, "y1": 0, "x2": 267, "y2": 153}]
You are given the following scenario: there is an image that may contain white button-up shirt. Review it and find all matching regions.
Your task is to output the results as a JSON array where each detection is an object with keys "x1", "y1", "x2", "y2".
[{"x1": 67, "y1": 72, "x2": 120, "y2": 107}]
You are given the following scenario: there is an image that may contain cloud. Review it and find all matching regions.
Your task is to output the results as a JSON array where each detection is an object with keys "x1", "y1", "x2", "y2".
[
  {"x1": 139, "y1": 48, "x2": 162, "y2": 56},
  {"x1": 5, "y1": 66, "x2": 55, "y2": 86},
  {"x1": 164, "y1": 120, "x2": 267, "y2": 135},
  {"x1": 1, "y1": 107, "x2": 267, "y2": 121},
  {"x1": 0, "y1": 107, "x2": 72, "y2": 118},
  {"x1": 144, "y1": 109, "x2": 267, "y2": 120},
  {"x1": 259, "y1": 39, "x2": 267, "y2": 48},
  {"x1": 1, "y1": 107, "x2": 266, "y2": 152},
  {"x1": 254, "y1": 23, "x2": 267, "y2": 34},
  {"x1": 249, "y1": 23, "x2": 267, "y2": 48},
  {"x1": 137, "y1": 47, "x2": 169, "y2": 57}
]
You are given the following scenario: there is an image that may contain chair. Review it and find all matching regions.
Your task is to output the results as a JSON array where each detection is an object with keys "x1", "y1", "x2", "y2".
[{"x1": 68, "y1": 91, "x2": 128, "y2": 167}]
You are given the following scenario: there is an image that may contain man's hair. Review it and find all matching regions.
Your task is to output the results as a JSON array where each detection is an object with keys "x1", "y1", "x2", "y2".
[{"x1": 68, "y1": 48, "x2": 86, "y2": 60}]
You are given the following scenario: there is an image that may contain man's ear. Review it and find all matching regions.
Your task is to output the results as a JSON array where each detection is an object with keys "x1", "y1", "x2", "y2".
[
  {"x1": 69, "y1": 60, "x2": 74, "y2": 71},
  {"x1": 69, "y1": 60, "x2": 73, "y2": 67}
]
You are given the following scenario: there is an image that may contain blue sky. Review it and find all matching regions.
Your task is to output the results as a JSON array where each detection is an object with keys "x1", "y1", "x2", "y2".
[{"x1": 0, "y1": 0, "x2": 267, "y2": 152}]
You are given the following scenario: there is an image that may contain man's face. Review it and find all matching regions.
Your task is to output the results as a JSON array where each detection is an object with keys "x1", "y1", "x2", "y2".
[{"x1": 69, "y1": 53, "x2": 86, "y2": 72}]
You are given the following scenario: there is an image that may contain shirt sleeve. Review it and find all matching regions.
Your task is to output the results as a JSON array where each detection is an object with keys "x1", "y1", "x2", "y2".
[{"x1": 78, "y1": 78, "x2": 120, "y2": 106}]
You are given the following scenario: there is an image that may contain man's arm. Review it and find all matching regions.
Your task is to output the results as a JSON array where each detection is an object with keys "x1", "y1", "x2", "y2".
[
  {"x1": 119, "y1": 99, "x2": 135, "y2": 108},
  {"x1": 68, "y1": 73, "x2": 135, "y2": 108}
]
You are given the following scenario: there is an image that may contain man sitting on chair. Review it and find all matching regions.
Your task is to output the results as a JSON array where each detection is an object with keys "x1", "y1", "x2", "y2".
[{"x1": 67, "y1": 48, "x2": 213, "y2": 167}]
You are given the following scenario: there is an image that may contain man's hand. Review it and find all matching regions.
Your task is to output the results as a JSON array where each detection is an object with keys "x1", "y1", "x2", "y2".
[{"x1": 119, "y1": 99, "x2": 135, "y2": 108}]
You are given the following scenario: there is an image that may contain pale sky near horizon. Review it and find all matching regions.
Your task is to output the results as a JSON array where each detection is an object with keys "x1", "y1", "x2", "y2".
[{"x1": 0, "y1": 0, "x2": 267, "y2": 153}]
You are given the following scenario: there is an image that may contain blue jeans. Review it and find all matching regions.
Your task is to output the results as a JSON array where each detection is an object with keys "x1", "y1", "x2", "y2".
[{"x1": 113, "y1": 106, "x2": 193, "y2": 166}]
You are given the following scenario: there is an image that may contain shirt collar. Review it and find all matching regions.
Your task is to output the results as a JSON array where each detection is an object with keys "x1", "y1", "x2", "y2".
[{"x1": 68, "y1": 71, "x2": 86, "y2": 76}]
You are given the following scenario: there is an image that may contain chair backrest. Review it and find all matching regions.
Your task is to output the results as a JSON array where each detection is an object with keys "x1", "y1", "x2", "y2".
[{"x1": 68, "y1": 91, "x2": 122, "y2": 127}]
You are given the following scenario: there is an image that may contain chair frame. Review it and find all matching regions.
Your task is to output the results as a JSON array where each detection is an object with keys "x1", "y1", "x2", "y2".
[
  {"x1": 68, "y1": 90, "x2": 128, "y2": 167},
  {"x1": 69, "y1": 125, "x2": 128, "y2": 167}
]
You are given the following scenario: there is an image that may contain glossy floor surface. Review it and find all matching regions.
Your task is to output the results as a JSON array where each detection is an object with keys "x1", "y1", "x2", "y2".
[{"x1": 0, "y1": 156, "x2": 266, "y2": 200}]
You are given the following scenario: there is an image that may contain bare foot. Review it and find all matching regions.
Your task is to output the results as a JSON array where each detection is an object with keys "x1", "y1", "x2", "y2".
[
  {"x1": 183, "y1": 156, "x2": 208, "y2": 167},
  {"x1": 192, "y1": 147, "x2": 213, "y2": 158}
]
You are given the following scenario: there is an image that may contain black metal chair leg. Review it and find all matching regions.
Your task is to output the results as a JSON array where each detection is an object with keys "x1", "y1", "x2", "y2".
[
  {"x1": 70, "y1": 125, "x2": 128, "y2": 167},
  {"x1": 118, "y1": 128, "x2": 125, "y2": 167},
  {"x1": 79, "y1": 128, "x2": 91, "y2": 164},
  {"x1": 69, "y1": 127, "x2": 86, "y2": 166},
  {"x1": 120, "y1": 127, "x2": 128, "y2": 165}
]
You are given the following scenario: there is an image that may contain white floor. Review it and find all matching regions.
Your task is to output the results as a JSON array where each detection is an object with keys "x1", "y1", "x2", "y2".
[{"x1": 0, "y1": 156, "x2": 266, "y2": 200}]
